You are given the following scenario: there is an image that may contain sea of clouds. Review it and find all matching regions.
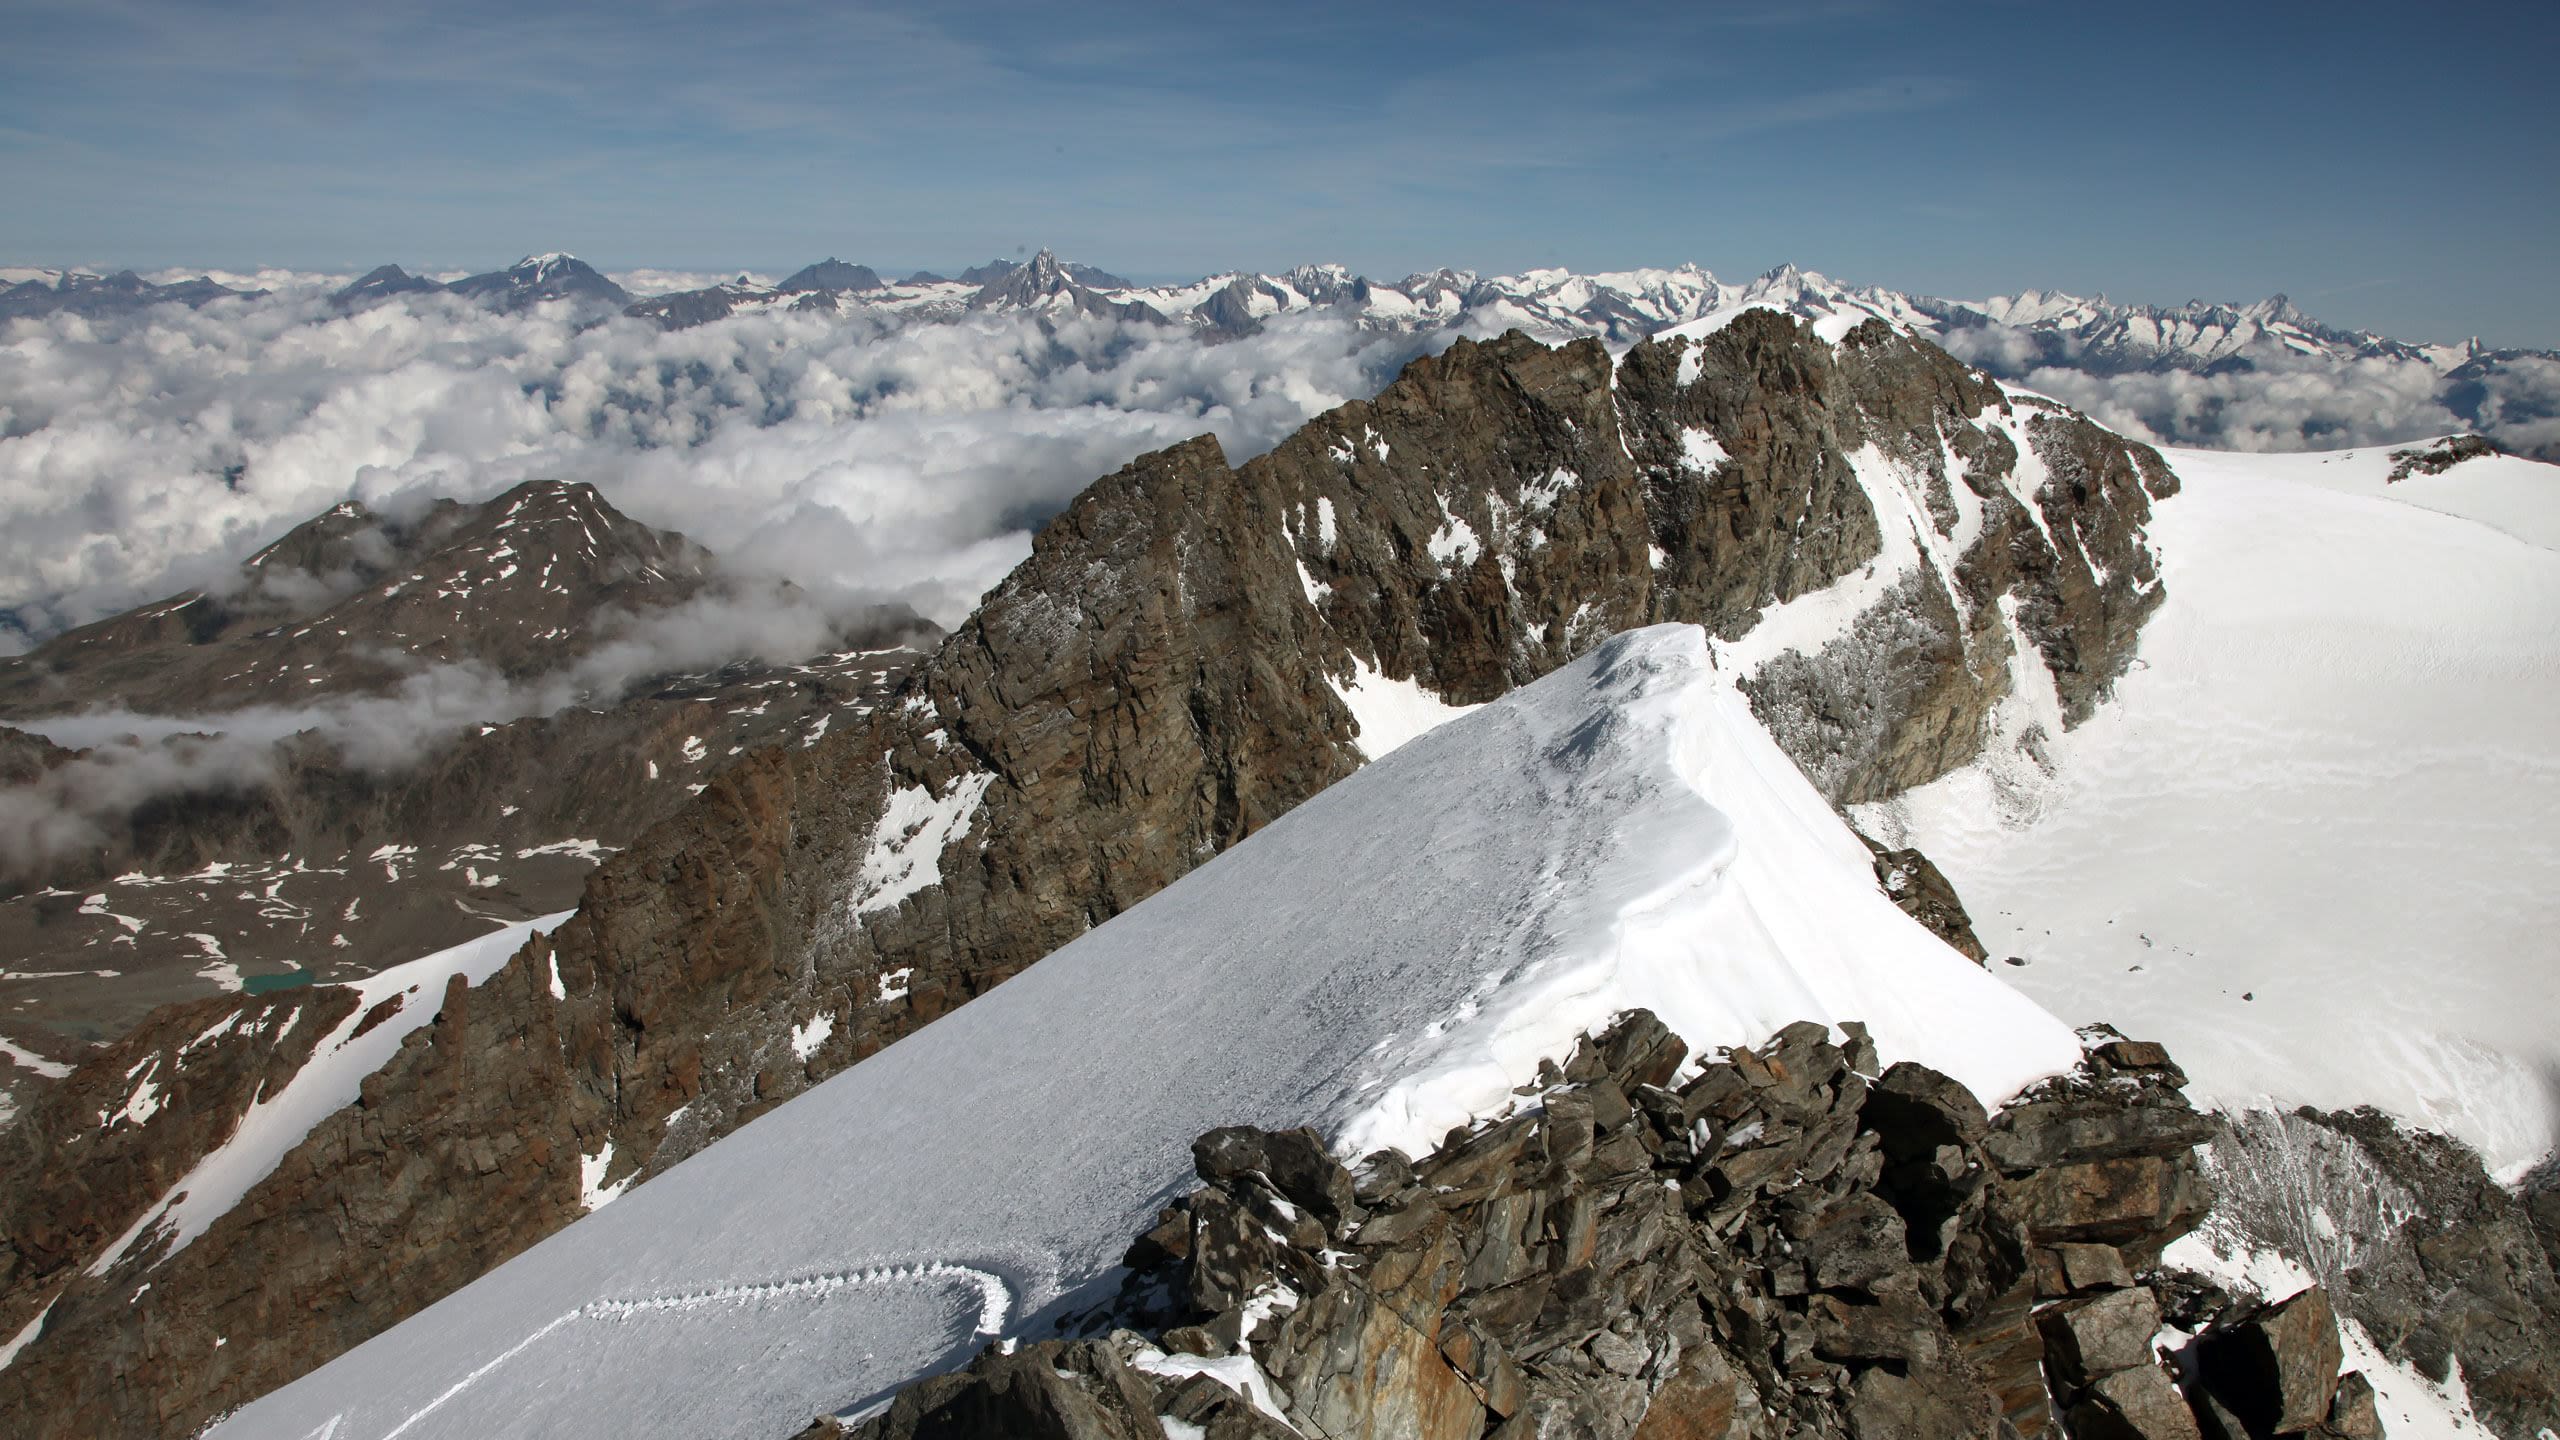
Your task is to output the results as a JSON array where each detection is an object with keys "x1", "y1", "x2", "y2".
[
  {"x1": 0, "y1": 284, "x2": 1443, "y2": 656},
  {"x1": 1937, "y1": 327, "x2": 2560, "y2": 458},
  {"x1": 0, "y1": 283, "x2": 1463, "y2": 868},
  {"x1": 4, "y1": 273, "x2": 2551, "y2": 848}
]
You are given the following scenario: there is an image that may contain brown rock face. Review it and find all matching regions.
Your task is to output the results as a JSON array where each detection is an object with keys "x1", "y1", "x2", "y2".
[
  {"x1": 1860, "y1": 837, "x2": 1989, "y2": 964},
  {"x1": 840, "y1": 1011, "x2": 2222, "y2": 1440},
  {"x1": 0, "y1": 477, "x2": 929, "y2": 1124},
  {"x1": 0, "y1": 986, "x2": 355, "y2": 1315},
  {"x1": 0, "y1": 323, "x2": 2177, "y2": 1437},
  {"x1": 2194, "y1": 1286, "x2": 2344, "y2": 1437}
]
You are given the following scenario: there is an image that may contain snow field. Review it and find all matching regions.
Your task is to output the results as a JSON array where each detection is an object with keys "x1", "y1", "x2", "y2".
[
  {"x1": 214, "y1": 625, "x2": 2079, "y2": 1440},
  {"x1": 1865, "y1": 443, "x2": 2560, "y2": 1176}
]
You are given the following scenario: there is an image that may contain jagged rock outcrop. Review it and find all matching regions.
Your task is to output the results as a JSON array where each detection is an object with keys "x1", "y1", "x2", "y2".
[
  {"x1": 1860, "y1": 836, "x2": 1988, "y2": 964},
  {"x1": 0, "y1": 321, "x2": 2177, "y2": 1436},
  {"x1": 2202, "y1": 1106, "x2": 2560, "y2": 1439},
  {"x1": 967, "y1": 250, "x2": 1167, "y2": 325},
  {"x1": 833, "y1": 1012, "x2": 2240, "y2": 1440},
  {"x1": 2385, "y1": 434, "x2": 2498, "y2": 481}
]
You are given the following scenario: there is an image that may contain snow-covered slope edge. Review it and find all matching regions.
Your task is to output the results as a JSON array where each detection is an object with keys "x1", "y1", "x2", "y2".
[
  {"x1": 210, "y1": 625, "x2": 2080, "y2": 1440},
  {"x1": 1861, "y1": 441, "x2": 2560, "y2": 1177}
]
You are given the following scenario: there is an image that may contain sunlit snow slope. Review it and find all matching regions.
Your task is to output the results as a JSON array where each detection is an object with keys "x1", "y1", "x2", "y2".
[
  {"x1": 212, "y1": 625, "x2": 2077, "y2": 1440},
  {"x1": 1863, "y1": 441, "x2": 2560, "y2": 1177}
]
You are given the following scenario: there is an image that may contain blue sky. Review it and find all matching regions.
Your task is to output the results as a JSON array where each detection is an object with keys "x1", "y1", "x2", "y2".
[{"x1": 4, "y1": 0, "x2": 2554, "y2": 346}]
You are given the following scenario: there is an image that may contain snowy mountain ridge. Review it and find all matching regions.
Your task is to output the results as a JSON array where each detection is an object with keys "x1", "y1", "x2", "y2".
[{"x1": 201, "y1": 624, "x2": 2087, "y2": 1440}]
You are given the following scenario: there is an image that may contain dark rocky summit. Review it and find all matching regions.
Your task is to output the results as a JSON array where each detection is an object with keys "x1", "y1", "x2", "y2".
[
  {"x1": 2384, "y1": 434, "x2": 2499, "y2": 481},
  {"x1": 0, "y1": 480, "x2": 928, "y2": 1102},
  {"x1": 821, "y1": 1014, "x2": 2374, "y2": 1440},
  {"x1": 329, "y1": 263, "x2": 445, "y2": 308},
  {"x1": 442, "y1": 253, "x2": 631, "y2": 311},
  {"x1": 0, "y1": 320, "x2": 2178, "y2": 1436},
  {"x1": 0, "y1": 480, "x2": 722, "y2": 718},
  {"x1": 779, "y1": 259, "x2": 888, "y2": 294}
]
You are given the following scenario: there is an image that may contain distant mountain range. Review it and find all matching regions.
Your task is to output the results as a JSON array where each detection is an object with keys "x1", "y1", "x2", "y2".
[{"x1": 4, "y1": 250, "x2": 2553, "y2": 460}]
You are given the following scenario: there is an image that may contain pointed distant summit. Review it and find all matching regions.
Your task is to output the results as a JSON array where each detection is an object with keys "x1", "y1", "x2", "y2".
[
  {"x1": 445, "y1": 253, "x2": 630, "y2": 311},
  {"x1": 329, "y1": 264, "x2": 443, "y2": 309},
  {"x1": 966, "y1": 248, "x2": 1072, "y2": 306},
  {"x1": 959, "y1": 251, "x2": 1132, "y2": 291},
  {"x1": 776, "y1": 258, "x2": 885, "y2": 294},
  {"x1": 968, "y1": 250, "x2": 1166, "y2": 324}
]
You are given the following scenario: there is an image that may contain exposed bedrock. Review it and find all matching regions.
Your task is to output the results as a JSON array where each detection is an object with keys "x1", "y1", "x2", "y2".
[{"x1": 823, "y1": 1014, "x2": 2383, "y2": 1440}]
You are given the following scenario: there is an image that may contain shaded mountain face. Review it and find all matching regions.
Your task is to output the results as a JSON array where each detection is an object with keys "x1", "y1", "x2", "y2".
[
  {"x1": 1, "y1": 481, "x2": 719, "y2": 715},
  {"x1": 0, "y1": 478, "x2": 931, "y2": 1103},
  {"x1": 324, "y1": 254, "x2": 635, "y2": 313},
  {"x1": 778, "y1": 258, "x2": 886, "y2": 294},
  {"x1": 0, "y1": 317, "x2": 2174, "y2": 1438},
  {"x1": 960, "y1": 254, "x2": 1131, "y2": 290},
  {"x1": 0, "y1": 269, "x2": 263, "y2": 320},
  {"x1": 328, "y1": 263, "x2": 444, "y2": 308},
  {"x1": 966, "y1": 248, "x2": 1169, "y2": 324},
  {"x1": 440, "y1": 253, "x2": 631, "y2": 310},
  {"x1": 622, "y1": 259, "x2": 891, "y2": 330}
]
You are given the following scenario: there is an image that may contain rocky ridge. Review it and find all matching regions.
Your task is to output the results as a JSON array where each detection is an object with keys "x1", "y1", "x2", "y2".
[
  {"x1": 0, "y1": 269, "x2": 264, "y2": 321},
  {"x1": 0, "y1": 318, "x2": 2176, "y2": 1436},
  {"x1": 0, "y1": 479, "x2": 722, "y2": 716},
  {"x1": 827, "y1": 1013, "x2": 2386, "y2": 1440},
  {"x1": 0, "y1": 479, "x2": 927, "y2": 1107}
]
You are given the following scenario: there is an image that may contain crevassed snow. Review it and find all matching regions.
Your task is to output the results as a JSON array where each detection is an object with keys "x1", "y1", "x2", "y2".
[
  {"x1": 1864, "y1": 443, "x2": 2560, "y2": 1177},
  {"x1": 851, "y1": 773, "x2": 995, "y2": 918},
  {"x1": 214, "y1": 627, "x2": 2075, "y2": 1440},
  {"x1": 87, "y1": 914, "x2": 572, "y2": 1276},
  {"x1": 1326, "y1": 654, "x2": 1480, "y2": 761}
]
